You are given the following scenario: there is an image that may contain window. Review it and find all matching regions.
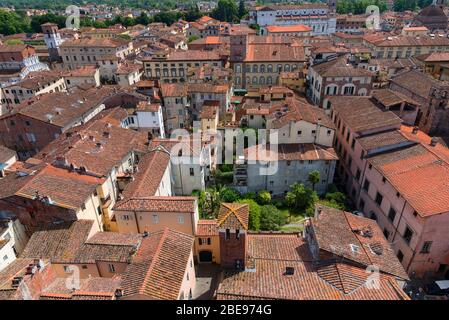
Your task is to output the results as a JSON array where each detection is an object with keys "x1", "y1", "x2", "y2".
[
  {"x1": 178, "y1": 215, "x2": 184, "y2": 224},
  {"x1": 189, "y1": 168, "x2": 194, "y2": 176},
  {"x1": 383, "y1": 228, "x2": 390, "y2": 239},
  {"x1": 63, "y1": 266, "x2": 71, "y2": 273},
  {"x1": 403, "y1": 226, "x2": 413, "y2": 245},
  {"x1": 397, "y1": 250, "x2": 404, "y2": 262},
  {"x1": 236, "y1": 229, "x2": 240, "y2": 239},
  {"x1": 421, "y1": 241, "x2": 432, "y2": 254},
  {"x1": 108, "y1": 264, "x2": 115, "y2": 273},
  {"x1": 375, "y1": 192, "x2": 383, "y2": 206},
  {"x1": 225, "y1": 229, "x2": 230, "y2": 240},
  {"x1": 152, "y1": 214, "x2": 159, "y2": 224},
  {"x1": 363, "y1": 179, "x2": 370, "y2": 191},
  {"x1": 388, "y1": 207, "x2": 396, "y2": 222},
  {"x1": 355, "y1": 168, "x2": 361, "y2": 181}
]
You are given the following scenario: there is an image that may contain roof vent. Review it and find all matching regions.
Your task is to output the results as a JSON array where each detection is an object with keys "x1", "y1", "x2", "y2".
[
  {"x1": 430, "y1": 137, "x2": 438, "y2": 147},
  {"x1": 143, "y1": 231, "x2": 149, "y2": 237},
  {"x1": 412, "y1": 126, "x2": 419, "y2": 134},
  {"x1": 11, "y1": 277, "x2": 23, "y2": 288}
]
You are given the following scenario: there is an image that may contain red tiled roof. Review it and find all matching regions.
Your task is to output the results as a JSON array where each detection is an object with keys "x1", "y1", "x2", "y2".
[
  {"x1": 121, "y1": 228, "x2": 194, "y2": 299},
  {"x1": 266, "y1": 24, "x2": 312, "y2": 33},
  {"x1": 114, "y1": 196, "x2": 196, "y2": 213},
  {"x1": 217, "y1": 203, "x2": 249, "y2": 230},
  {"x1": 216, "y1": 232, "x2": 409, "y2": 300},
  {"x1": 245, "y1": 143, "x2": 338, "y2": 162},
  {"x1": 197, "y1": 219, "x2": 219, "y2": 236}
]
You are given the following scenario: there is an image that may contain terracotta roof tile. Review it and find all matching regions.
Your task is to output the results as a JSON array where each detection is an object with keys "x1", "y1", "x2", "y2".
[
  {"x1": 197, "y1": 219, "x2": 218, "y2": 236},
  {"x1": 217, "y1": 203, "x2": 249, "y2": 230},
  {"x1": 121, "y1": 228, "x2": 194, "y2": 299}
]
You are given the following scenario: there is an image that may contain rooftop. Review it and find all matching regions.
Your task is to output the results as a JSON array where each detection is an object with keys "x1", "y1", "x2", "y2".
[
  {"x1": 121, "y1": 228, "x2": 194, "y2": 299},
  {"x1": 329, "y1": 96, "x2": 402, "y2": 134}
]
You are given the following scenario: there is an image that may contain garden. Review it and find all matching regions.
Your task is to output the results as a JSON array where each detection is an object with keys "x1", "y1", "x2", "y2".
[{"x1": 192, "y1": 170, "x2": 348, "y2": 233}]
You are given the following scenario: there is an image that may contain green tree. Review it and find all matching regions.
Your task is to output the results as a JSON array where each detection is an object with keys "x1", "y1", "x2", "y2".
[
  {"x1": 188, "y1": 35, "x2": 199, "y2": 43},
  {"x1": 256, "y1": 190, "x2": 271, "y2": 205},
  {"x1": 4, "y1": 39, "x2": 24, "y2": 45},
  {"x1": 30, "y1": 13, "x2": 66, "y2": 33},
  {"x1": 0, "y1": 9, "x2": 30, "y2": 35},
  {"x1": 285, "y1": 183, "x2": 318, "y2": 216},
  {"x1": 185, "y1": 6, "x2": 203, "y2": 21},
  {"x1": 260, "y1": 205, "x2": 288, "y2": 231},
  {"x1": 220, "y1": 187, "x2": 240, "y2": 203},
  {"x1": 238, "y1": 199, "x2": 261, "y2": 231},
  {"x1": 308, "y1": 170, "x2": 321, "y2": 191},
  {"x1": 135, "y1": 12, "x2": 151, "y2": 25},
  {"x1": 153, "y1": 11, "x2": 184, "y2": 25},
  {"x1": 211, "y1": 0, "x2": 239, "y2": 23},
  {"x1": 238, "y1": 0, "x2": 247, "y2": 19}
]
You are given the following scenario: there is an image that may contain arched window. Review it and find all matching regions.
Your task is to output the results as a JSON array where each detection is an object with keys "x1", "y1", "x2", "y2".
[
  {"x1": 235, "y1": 64, "x2": 241, "y2": 73},
  {"x1": 245, "y1": 65, "x2": 251, "y2": 72},
  {"x1": 235, "y1": 76, "x2": 241, "y2": 85},
  {"x1": 267, "y1": 76, "x2": 272, "y2": 85},
  {"x1": 246, "y1": 76, "x2": 250, "y2": 85},
  {"x1": 252, "y1": 64, "x2": 258, "y2": 73},
  {"x1": 259, "y1": 76, "x2": 265, "y2": 85},
  {"x1": 260, "y1": 64, "x2": 265, "y2": 73},
  {"x1": 358, "y1": 88, "x2": 368, "y2": 96},
  {"x1": 292, "y1": 64, "x2": 298, "y2": 71},
  {"x1": 252, "y1": 76, "x2": 258, "y2": 85},
  {"x1": 267, "y1": 64, "x2": 273, "y2": 73},
  {"x1": 277, "y1": 64, "x2": 282, "y2": 72},
  {"x1": 284, "y1": 64, "x2": 290, "y2": 72}
]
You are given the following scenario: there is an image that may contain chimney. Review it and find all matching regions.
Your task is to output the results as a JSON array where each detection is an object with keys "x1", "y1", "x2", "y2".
[
  {"x1": 114, "y1": 289, "x2": 123, "y2": 299},
  {"x1": 412, "y1": 126, "x2": 419, "y2": 134},
  {"x1": 11, "y1": 277, "x2": 23, "y2": 288},
  {"x1": 430, "y1": 137, "x2": 438, "y2": 147}
]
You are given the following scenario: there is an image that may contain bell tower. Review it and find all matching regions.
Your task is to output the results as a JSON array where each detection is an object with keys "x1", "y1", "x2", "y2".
[{"x1": 41, "y1": 23, "x2": 64, "y2": 62}]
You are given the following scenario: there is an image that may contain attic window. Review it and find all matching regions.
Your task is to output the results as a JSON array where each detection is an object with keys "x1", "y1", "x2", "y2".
[
  {"x1": 350, "y1": 244, "x2": 360, "y2": 254},
  {"x1": 285, "y1": 267, "x2": 295, "y2": 275}
]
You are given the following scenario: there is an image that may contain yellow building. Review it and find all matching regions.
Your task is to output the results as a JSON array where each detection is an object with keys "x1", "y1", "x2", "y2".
[
  {"x1": 279, "y1": 71, "x2": 305, "y2": 92},
  {"x1": 200, "y1": 104, "x2": 219, "y2": 132},
  {"x1": 195, "y1": 219, "x2": 220, "y2": 264}
]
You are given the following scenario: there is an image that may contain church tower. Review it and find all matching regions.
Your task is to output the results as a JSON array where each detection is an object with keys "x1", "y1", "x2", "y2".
[
  {"x1": 41, "y1": 23, "x2": 64, "y2": 62},
  {"x1": 328, "y1": 0, "x2": 337, "y2": 14}
]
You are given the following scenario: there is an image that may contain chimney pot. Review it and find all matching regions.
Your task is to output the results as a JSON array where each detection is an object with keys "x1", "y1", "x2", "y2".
[{"x1": 430, "y1": 137, "x2": 438, "y2": 147}]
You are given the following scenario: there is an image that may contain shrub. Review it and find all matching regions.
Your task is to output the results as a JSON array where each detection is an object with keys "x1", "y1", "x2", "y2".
[
  {"x1": 237, "y1": 199, "x2": 261, "y2": 231},
  {"x1": 256, "y1": 190, "x2": 271, "y2": 205},
  {"x1": 260, "y1": 205, "x2": 288, "y2": 231}
]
